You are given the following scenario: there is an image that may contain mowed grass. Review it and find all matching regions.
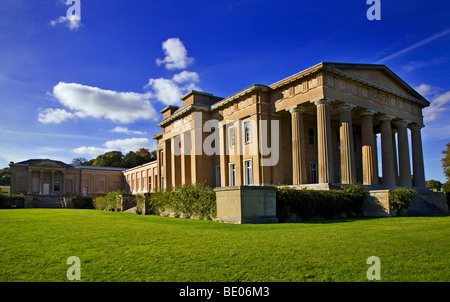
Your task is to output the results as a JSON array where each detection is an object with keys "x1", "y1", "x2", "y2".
[{"x1": 0, "y1": 209, "x2": 449, "y2": 282}]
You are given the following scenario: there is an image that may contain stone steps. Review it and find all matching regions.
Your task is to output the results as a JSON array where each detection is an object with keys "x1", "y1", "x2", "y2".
[
  {"x1": 406, "y1": 195, "x2": 443, "y2": 216},
  {"x1": 33, "y1": 196, "x2": 67, "y2": 208}
]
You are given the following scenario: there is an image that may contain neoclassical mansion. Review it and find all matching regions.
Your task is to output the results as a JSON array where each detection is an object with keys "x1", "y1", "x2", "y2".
[{"x1": 10, "y1": 63, "x2": 438, "y2": 214}]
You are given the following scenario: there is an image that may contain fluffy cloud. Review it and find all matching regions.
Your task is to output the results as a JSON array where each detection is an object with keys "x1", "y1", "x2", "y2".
[
  {"x1": 423, "y1": 91, "x2": 450, "y2": 122},
  {"x1": 72, "y1": 138, "x2": 154, "y2": 156},
  {"x1": 145, "y1": 71, "x2": 201, "y2": 106},
  {"x1": 50, "y1": 16, "x2": 81, "y2": 31},
  {"x1": 156, "y1": 38, "x2": 194, "y2": 70},
  {"x1": 38, "y1": 108, "x2": 75, "y2": 124},
  {"x1": 42, "y1": 82, "x2": 158, "y2": 124},
  {"x1": 110, "y1": 126, "x2": 147, "y2": 135}
]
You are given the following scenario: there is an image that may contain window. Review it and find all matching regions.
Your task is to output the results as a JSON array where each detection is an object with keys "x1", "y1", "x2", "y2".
[
  {"x1": 54, "y1": 180, "x2": 60, "y2": 192},
  {"x1": 244, "y1": 121, "x2": 251, "y2": 143},
  {"x1": 160, "y1": 150, "x2": 164, "y2": 166},
  {"x1": 243, "y1": 159, "x2": 253, "y2": 185},
  {"x1": 229, "y1": 127, "x2": 235, "y2": 148},
  {"x1": 161, "y1": 176, "x2": 165, "y2": 191},
  {"x1": 311, "y1": 162, "x2": 318, "y2": 184},
  {"x1": 229, "y1": 163, "x2": 236, "y2": 186},
  {"x1": 148, "y1": 176, "x2": 152, "y2": 191},
  {"x1": 215, "y1": 166, "x2": 221, "y2": 187},
  {"x1": 308, "y1": 128, "x2": 315, "y2": 145}
]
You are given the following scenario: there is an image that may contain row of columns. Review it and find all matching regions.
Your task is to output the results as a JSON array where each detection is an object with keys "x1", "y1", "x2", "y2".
[
  {"x1": 290, "y1": 98, "x2": 426, "y2": 188},
  {"x1": 27, "y1": 169, "x2": 66, "y2": 195}
]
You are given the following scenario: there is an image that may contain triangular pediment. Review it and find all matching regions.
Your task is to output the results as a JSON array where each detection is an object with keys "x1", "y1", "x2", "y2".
[
  {"x1": 323, "y1": 62, "x2": 430, "y2": 107},
  {"x1": 28, "y1": 159, "x2": 70, "y2": 168}
]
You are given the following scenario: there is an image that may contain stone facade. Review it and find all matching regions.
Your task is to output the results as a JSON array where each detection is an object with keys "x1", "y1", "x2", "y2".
[
  {"x1": 153, "y1": 62, "x2": 430, "y2": 191},
  {"x1": 123, "y1": 161, "x2": 158, "y2": 194},
  {"x1": 9, "y1": 159, "x2": 126, "y2": 198}
]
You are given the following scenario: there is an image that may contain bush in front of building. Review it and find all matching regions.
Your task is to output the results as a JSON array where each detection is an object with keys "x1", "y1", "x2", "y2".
[
  {"x1": 276, "y1": 184, "x2": 366, "y2": 222},
  {"x1": 72, "y1": 196, "x2": 94, "y2": 209},
  {"x1": 144, "y1": 183, "x2": 216, "y2": 220},
  {"x1": 0, "y1": 192, "x2": 25, "y2": 209},
  {"x1": 389, "y1": 187, "x2": 415, "y2": 216},
  {"x1": 93, "y1": 190, "x2": 124, "y2": 211}
]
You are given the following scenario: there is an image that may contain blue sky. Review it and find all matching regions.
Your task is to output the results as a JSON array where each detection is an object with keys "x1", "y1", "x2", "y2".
[{"x1": 0, "y1": 0, "x2": 449, "y2": 182}]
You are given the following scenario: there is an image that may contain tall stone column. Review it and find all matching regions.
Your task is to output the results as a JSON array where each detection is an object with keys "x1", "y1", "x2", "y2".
[
  {"x1": 338, "y1": 103, "x2": 356, "y2": 184},
  {"x1": 360, "y1": 109, "x2": 378, "y2": 185},
  {"x1": 394, "y1": 120, "x2": 412, "y2": 187},
  {"x1": 290, "y1": 107, "x2": 307, "y2": 185},
  {"x1": 391, "y1": 130, "x2": 399, "y2": 185},
  {"x1": 409, "y1": 123, "x2": 426, "y2": 188},
  {"x1": 312, "y1": 97, "x2": 334, "y2": 184},
  {"x1": 39, "y1": 170, "x2": 44, "y2": 195},
  {"x1": 379, "y1": 115, "x2": 396, "y2": 187}
]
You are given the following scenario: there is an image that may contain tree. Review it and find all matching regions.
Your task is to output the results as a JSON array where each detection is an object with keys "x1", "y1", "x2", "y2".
[
  {"x1": 92, "y1": 151, "x2": 124, "y2": 167},
  {"x1": 426, "y1": 179, "x2": 442, "y2": 191},
  {"x1": 0, "y1": 167, "x2": 10, "y2": 186},
  {"x1": 441, "y1": 142, "x2": 450, "y2": 180},
  {"x1": 71, "y1": 157, "x2": 89, "y2": 166}
]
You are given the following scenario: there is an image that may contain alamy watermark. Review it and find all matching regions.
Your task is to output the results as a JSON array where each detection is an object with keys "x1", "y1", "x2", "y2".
[
  {"x1": 366, "y1": 256, "x2": 381, "y2": 280},
  {"x1": 67, "y1": 256, "x2": 81, "y2": 281},
  {"x1": 366, "y1": 0, "x2": 381, "y2": 21},
  {"x1": 170, "y1": 112, "x2": 280, "y2": 167}
]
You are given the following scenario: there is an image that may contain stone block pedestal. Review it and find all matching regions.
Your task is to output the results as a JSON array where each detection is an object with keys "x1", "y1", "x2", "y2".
[{"x1": 215, "y1": 186, "x2": 278, "y2": 224}]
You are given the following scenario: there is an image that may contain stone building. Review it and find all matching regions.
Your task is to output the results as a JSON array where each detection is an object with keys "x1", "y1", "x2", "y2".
[
  {"x1": 123, "y1": 161, "x2": 158, "y2": 194},
  {"x1": 9, "y1": 159, "x2": 126, "y2": 198},
  {"x1": 153, "y1": 62, "x2": 429, "y2": 191}
]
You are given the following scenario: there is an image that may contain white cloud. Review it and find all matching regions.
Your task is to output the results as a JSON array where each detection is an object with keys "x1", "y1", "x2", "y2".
[
  {"x1": 145, "y1": 71, "x2": 201, "y2": 106},
  {"x1": 72, "y1": 138, "x2": 155, "y2": 157},
  {"x1": 110, "y1": 126, "x2": 147, "y2": 135},
  {"x1": 156, "y1": 38, "x2": 194, "y2": 70},
  {"x1": 421, "y1": 89, "x2": 450, "y2": 122},
  {"x1": 50, "y1": 16, "x2": 81, "y2": 31},
  {"x1": 43, "y1": 82, "x2": 158, "y2": 124},
  {"x1": 38, "y1": 108, "x2": 75, "y2": 124}
]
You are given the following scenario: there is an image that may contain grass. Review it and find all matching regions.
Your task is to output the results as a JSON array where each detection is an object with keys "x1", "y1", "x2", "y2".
[{"x1": 0, "y1": 209, "x2": 449, "y2": 282}]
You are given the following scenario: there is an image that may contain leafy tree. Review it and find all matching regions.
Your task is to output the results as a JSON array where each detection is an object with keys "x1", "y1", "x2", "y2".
[
  {"x1": 426, "y1": 179, "x2": 442, "y2": 191},
  {"x1": 0, "y1": 167, "x2": 10, "y2": 186},
  {"x1": 92, "y1": 151, "x2": 124, "y2": 167},
  {"x1": 441, "y1": 142, "x2": 450, "y2": 180},
  {"x1": 71, "y1": 157, "x2": 89, "y2": 166}
]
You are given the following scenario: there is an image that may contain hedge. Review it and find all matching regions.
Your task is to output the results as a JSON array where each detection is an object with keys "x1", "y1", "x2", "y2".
[
  {"x1": 93, "y1": 190, "x2": 124, "y2": 211},
  {"x1": 276, "y1": 184, "x2": 366, "y2": 222},
  {"x1": 143, "y1": 183, "x2": 216, "y2": 220},
  {"x1": 0, "y1": 192, "x2": 25, "y2": 209},
  {"x1": 72, "y1": 196, "x2": 94, "y2": 209},
  {"x1": 389, "y1": 187, "x2": 415, "y2": 216}
]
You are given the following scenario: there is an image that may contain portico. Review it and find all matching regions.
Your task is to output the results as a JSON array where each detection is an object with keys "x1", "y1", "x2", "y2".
[{"x1": 154, "y1": 62, "x2": 429, "y2": 190}]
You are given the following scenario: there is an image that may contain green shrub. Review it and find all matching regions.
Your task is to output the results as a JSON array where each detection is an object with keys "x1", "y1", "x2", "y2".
[
  {"x1": 276, "y1": 184, "x2": 366, "y2": 222},
  {"x1": 0, "y1": 192, "x2": 25, "y2": 209},
  {"x1": 389, "y1": 187, "x2": 415, "y2": 216},
  {"x1": 144, "y1": 183, "x2": 216, "y2": 220},
  {"x1": 93, "y1": 190, "x2": 124, "y2": 211},
  {"x1": 72, "y1": 196, "x2": 94, "y2": 209}
]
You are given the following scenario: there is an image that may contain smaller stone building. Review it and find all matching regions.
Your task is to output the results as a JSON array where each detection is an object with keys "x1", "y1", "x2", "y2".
[{"x1": 9, "y1": 159, "x2": 126, "y2": 198}]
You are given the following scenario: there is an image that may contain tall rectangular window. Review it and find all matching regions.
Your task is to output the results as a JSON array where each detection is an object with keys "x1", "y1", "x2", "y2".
[
  {"x1": 229, "y1": 163, "x2": 236, "y2": 186},
  {"x1": 215, "y1": 165, "x2": 221, "y2": 187},
  {"x1": 243, "y1": 159, "x2": 253, "y2": 185},
  {"x1": 148, "y1": 176, "x2": 152, "y2": 192},
  {"x1": 308, "y1": 128, "x2": 315, "y2": 146},
  {"x1": 229, "y1": 127, "x2": 235, "y2": 148},
  {"x1": 244, "y1": 121, "x2": 251, "y2": 143},
  {"x1": 161, "y1": 176, "x2": 165, "y2": 191},
  {"x1": 311, "y1": 162, "x2": 318, "y2": 184}
]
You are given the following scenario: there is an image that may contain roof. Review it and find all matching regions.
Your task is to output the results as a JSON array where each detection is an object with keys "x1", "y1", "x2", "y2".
[{"x1": 74, "y1": 165, "x2": 127, "y2": 172}]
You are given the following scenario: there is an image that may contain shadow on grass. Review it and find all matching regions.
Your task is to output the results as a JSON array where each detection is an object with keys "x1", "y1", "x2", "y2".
[{"x1": 278, "y1": 213, "x2": 450, "y2": 225}]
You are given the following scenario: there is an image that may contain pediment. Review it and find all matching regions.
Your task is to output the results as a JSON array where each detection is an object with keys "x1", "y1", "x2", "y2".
[
  {"x1": 30, "y1": 159, "x2": 69, "y2": 168},
  {"x1": 323, "y1": 63, "x2": 430, "y2": 107}
]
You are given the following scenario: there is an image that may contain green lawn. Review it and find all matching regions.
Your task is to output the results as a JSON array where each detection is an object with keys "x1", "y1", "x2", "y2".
[{"x1": 0, "y1": 209, "x2": 449, "y2": 282}]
